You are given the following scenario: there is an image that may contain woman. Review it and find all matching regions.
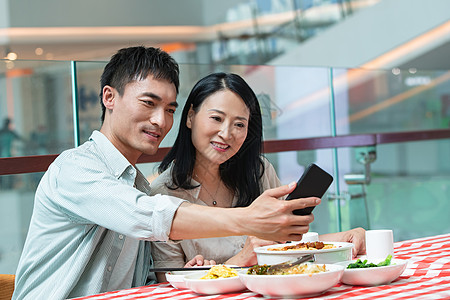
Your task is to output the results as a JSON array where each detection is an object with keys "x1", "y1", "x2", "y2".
[{"x1": 151, "y1": 73, "x2": 365, "y2": 280}]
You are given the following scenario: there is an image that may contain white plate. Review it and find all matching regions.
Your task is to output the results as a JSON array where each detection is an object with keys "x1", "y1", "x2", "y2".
[
  {"x1": 336, "y1": 257, "x2": 408, "y2": 286},
  {"x1": 254, "y1": 241, "x2": 353, "y2": 265},
  {"x1": 238, "y1": 263, "x2": 344, "y2": 298},
  {"x1": 184, "y1": 270, "x2": 246, "y2": 295},
  {"x1": 165, "y1": 265, "x2": 240, "y2": 290}
]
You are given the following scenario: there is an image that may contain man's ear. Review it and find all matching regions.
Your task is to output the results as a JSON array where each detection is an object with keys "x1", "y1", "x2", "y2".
[
  {"x1": 102, "y1": 85, "x2": 116, "y2": 110},
  {"x1": 186, "y1": 105, "x2": 195, "y2": 129}
]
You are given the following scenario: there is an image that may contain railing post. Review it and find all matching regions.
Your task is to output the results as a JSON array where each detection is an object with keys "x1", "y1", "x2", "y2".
[
  {"x1": 71, "y1": 61, "x2": 80, "y2": 147},
  {"x1": 329, "y1": 68, "x2": 342, "y2": 232}
]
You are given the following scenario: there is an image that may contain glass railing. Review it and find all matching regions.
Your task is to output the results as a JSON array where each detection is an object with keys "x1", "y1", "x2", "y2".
[{"x1": 1, "y1": 58, "x2": 449, "y2": 274}]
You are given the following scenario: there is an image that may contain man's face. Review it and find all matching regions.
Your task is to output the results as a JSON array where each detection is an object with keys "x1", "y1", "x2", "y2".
[{"x1": 101, "y1": 75, "x2": 178, "y2": 164}]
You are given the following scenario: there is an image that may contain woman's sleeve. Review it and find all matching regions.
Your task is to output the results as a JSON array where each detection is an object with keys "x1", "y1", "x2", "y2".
[{"x1": 260, "y1": 157, "x2": 282, "y2": 190}]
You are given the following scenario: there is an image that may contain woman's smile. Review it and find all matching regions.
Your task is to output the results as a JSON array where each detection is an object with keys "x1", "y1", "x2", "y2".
[{"x1": 211, "y1": 141, "x2": 230, "y2": 152}]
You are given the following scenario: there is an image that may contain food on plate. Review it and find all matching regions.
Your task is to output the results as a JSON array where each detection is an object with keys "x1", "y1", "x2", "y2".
[
  {"x1": 347, "y1": 255, "x2": 392, "y2": 269},
  {"x1": 247, "y1": 263, "x2": 327, "y2": 275},
  {"x1": 267, "y1": 241, "x2": 336, "y2": 251},
  {"x1": 200, "y1": 265, "x2": 238, "y2": 279}
]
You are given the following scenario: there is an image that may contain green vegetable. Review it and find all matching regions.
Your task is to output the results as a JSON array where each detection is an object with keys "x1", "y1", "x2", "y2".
[
  {"x1": 346, "y1": 255, "x2": 392, "y2": 269},
  {"x1": 247, "y1": 264, "x2": 271, "y2": 275},
  {"x1": 376, "y1": 254, "x2": 392, "y2": 267}
]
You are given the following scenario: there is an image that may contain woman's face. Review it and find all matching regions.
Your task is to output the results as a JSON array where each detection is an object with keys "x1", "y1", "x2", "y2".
[{"x1": 187, "y1": 90, "x2": 250, "y2": 169}]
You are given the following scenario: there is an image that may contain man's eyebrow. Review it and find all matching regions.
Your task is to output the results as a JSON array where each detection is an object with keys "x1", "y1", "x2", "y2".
[
  {"x1": 141, "y1": 92, "x2": 161, "y2": 100},
  {"x1": 140, "y1": 92, "x2": 178, "y2": 108}
]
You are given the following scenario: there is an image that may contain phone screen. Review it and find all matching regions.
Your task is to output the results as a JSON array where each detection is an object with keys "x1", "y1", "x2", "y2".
[{"x1": 286, "y1": 163, "x2": 333, "y2": 215}]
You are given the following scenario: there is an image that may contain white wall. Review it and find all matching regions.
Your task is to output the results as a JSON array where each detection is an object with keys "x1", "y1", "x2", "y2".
[
  {"x1": 9, "y1": 0, "x2": 203, "y2": 27},
  {"x1": 7, "y1": 0, "x2": 248, "y2": 27}
]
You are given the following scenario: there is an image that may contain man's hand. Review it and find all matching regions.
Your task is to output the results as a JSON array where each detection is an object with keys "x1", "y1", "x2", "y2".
[
  {"x1": 238, "y1": 182, "x2": 319, "y2": 242},
  {"x1": 320, "y1": 227, "x2": 366, "y2": 258}
]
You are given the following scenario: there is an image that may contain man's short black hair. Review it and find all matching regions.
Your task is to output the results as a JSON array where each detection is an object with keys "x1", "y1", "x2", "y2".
[{"x1": 99, "y1": 46, "x2": 180, "y2": 122}]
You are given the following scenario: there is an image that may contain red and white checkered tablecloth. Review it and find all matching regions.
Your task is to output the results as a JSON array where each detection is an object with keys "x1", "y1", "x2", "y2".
[{"x1": 73, "y1": 233, "x2": 450, "y2": 300}]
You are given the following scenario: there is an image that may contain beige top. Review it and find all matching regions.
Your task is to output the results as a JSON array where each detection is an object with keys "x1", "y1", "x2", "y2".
[{"x1": 150, "y1": 158, "x2": 281, "y2": 268}]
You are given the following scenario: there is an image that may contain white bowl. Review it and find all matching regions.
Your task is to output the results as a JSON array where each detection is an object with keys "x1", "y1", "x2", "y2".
[
  {"x1": 165, "y1": 270, "x2": 200, "y2": 289},
  {"x1": 336, "y1": 257, "x2": 408, "y2": 286},
  {"x1": 183, "y1": 270, "x2": 246, "y2": 295},
  {"x1": 254, "y1": 241, "x2": 353, "y2": 265},
  {"x1": 238, "y1": 264, "x2": 344, "y2": 298}
]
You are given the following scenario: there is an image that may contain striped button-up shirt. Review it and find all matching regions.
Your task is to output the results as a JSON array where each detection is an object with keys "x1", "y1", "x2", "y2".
[{"x1": 13, "y1": 130, "x2": 184, "y2": 299}]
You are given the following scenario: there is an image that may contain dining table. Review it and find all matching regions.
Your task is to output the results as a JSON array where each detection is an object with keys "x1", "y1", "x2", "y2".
[{"x1": 72, "y1": 233, "x2": 450, "y2": 300}]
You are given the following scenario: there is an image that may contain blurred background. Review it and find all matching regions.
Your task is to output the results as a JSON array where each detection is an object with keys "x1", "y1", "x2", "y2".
[{"x1": 1, "y1": 0, "x2": 450, "y2": 274}]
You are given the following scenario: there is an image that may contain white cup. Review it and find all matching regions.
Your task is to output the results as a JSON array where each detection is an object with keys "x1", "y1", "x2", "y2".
[
  {"x1": 365, "y1": 229, "x2": 394, "y2": 262},
  {"x1": 301, "y1": 232, "x2": 319, "y2": 242}
]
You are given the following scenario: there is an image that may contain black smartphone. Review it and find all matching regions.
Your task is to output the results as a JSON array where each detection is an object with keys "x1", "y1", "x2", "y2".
[{"x1": 286, "y1": 163, "x2": 333, "y2": 215}]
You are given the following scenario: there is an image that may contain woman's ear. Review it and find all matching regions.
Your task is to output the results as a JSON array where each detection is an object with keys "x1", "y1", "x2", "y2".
[
  {"x1": 102, "y1": 85, "x2": 116, "y2": 110},
  {"x1": 186, "y1": 105, "x2": 195, "y2": 129}
]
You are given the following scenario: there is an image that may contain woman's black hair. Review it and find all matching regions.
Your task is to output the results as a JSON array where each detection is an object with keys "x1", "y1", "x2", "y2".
[
  {"x1": 159, "y1": 72, "x2": 264, "y2": 207},
  {"x1": 99, "y1": 46, "x2": 179, "y2": 123}
]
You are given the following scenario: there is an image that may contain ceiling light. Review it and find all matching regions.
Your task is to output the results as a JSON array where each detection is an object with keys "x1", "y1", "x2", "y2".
[
  {"x1": 391, "y1": 68, "x2": 401, "y2": 75},
  {"x1": 5, "y1": 47, "x2": 18, "y2": 61},
  {"x1": 7, "y1": 52, "x2": 18, "y2": 60}
]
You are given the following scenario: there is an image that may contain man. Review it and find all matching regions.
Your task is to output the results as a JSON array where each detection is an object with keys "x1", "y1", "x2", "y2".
[
  {"x1": 0, "y1": 118, "x2": 23, "y2": 188},
  {"x1": 0, "y1": 118, "x2": 22, "y2": 158},
  {"x1": 12, "y1": 46, "x2": 320, "y2": 299}
]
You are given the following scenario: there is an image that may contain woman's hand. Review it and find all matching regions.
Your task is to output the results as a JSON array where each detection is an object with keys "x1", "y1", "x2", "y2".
[
  {"x1": 184, "y1": 255, "x2": 216, "y2": 268},
  {"x1": 319, "y1": 227, "x2": 366, "y2": 258},
  {"x1": 225, "y1": 236, "x2": 281, "y2": 267},
  {"x1": 157, "y1": 255, "x2": 216, "y2": 283}
]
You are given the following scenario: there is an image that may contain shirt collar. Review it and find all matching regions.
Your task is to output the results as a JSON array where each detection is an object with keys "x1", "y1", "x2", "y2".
[{"x1": 89, "y1": 130, "x2": 134, "y2": 179}]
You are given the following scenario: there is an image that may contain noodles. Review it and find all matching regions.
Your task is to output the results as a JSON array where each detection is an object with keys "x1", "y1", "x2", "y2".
[
  {"x1": 278, "y1": 263, "x2": 327, "y2": 275},
  {"x1": 200, "y1": 265, "x2": 238, "y2": 279},
  {"x1": 247, "y1": 263, "x2": 327, "y2": 275}
]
